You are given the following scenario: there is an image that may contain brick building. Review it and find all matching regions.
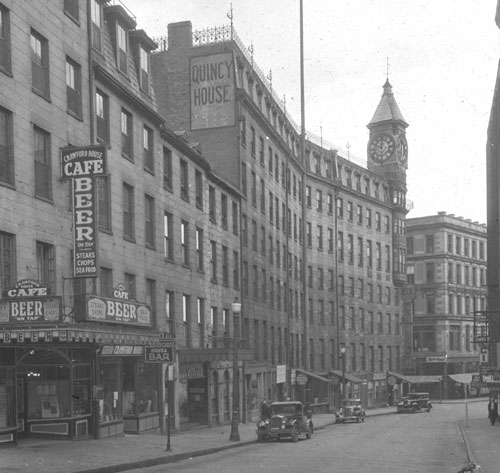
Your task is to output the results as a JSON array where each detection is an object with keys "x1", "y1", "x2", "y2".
[{"x1": 152, "y1": 21, "x2": 409, "y2": 409}]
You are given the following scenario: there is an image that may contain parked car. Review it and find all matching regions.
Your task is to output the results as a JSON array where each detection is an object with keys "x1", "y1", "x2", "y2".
[
  {"x1": 336, "y1": 398, "x2": 366, "y2": 423},
  {"x1": 396, "y1": 392, "x2": 432, "y2": 413},
  {"x1": 256, "y1": 401, "x2": 313, "y2": 442}
]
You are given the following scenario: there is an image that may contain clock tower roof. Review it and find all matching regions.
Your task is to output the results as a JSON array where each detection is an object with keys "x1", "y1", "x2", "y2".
[{"x1": 368, "y1": 79, "x2": 408, "y2": 128}]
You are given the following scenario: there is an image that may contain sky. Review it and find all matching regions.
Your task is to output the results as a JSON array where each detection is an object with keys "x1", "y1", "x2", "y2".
[{"x1": 124, "y1": 0, "x2": 499, "y2": 224}]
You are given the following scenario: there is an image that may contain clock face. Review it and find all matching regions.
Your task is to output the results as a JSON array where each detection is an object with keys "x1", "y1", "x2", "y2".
[
  {"x1": 369, "y1": 134, "x2": 395, "y2": 162},
  {"x1": 397, "y1": 135, "x2": 408, "y2": 164}
]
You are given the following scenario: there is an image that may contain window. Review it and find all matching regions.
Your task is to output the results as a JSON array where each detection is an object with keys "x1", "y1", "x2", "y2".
[
  {"x1": 36, "y1": 241, "x2": 55, "y2": 293},
  {"x1": 317, "y1": 190, "x2": 322, "y2": 211},
  {"x1": 97, "y1": 176, "x2": 111, "y2": 231},
  {"x1": 66, "y1": 57, "x2": 82, "y2": 117},
  {"x1": 375, "y1": 212, "x2": 381, "y2": 231},
  {"x1": 240, "y1": 116, "x2": 246, "y2": 146},
  {"x1": 209, "y1": 185, "x2": 216, "y2": 222},
  {"x1": 241, "y1": 163, "x2": 247, "y2": 197},
  {"x1": 34, "y1": 126, "x2": 52, "y2": 200},
  {"x1": 124, "y1": 272, "x2": 136, "y2": 300},
  {"x1": 337, "y1": 197, "x2": 343, "y2": 218},
  {"x1": 64, "y1": 0, "x2": 79, "y2": 21},
  {"x1": 407, "y1": 237, "x2": 414, "y2": 255},
  {"x1": 337, "y1": 231, "x2": 344, "y2": 261},
  {"x1": 31, "y1": 30, "x2": 49, "y2": 98},
  {"x1": 366, "y1": 208, "x2": 372, "y2": 227},
  {"x1": 195, "y1": 171, "x2": 203, "y2": 210},
  {"x1": 95, "y1": 90, "x2": 109, "y2": 142},
  {"x1": 0, "y1": 106, "x2": 13, "y2": 185},
  {"x1": 0, "y1": 233, "x2": 15, "y2": 291},
  {"x1": 163, "y1": 147, "x2": 172, "y2": 191},
  {"x1": 426, "y1": 235, "x2": 435, "y2": 253},
  {"x1": 356, "y1": 205, "x2": 362, "y2": 225},
  {"x1": 139, "y1": 46, "x2": 150, "y2": 93},
  {"x1": 221, "y1": 194, "x2": 228, "y2": 229},
  {"x1": 233, "y1": 250, "x2": 240, "y2": 290},
  {"x1": 347, "y1": 201, "x2": 353, "y2": 221},
  {"x1": 180, "y1": 159, "x2": 189, "y2": 201},
  {"x1": 357, "y1": 237, "x2": 363, "y2": 267},
  {"x1": 143, "y1": 125, "x2": 154, "y2": 172},
  {"x1": 121, "y1": 109, "x2": 133, "y2": 159},
  {"x1": 222, "y1": 246, "x2": 229, "y2": 285},
  {"x1": 455, "y1": 236, "x2": 461, "y2": 255},
  {"x1": 91, "y1": 0, "x2": 102, "y2": 51},
  {"x1": 0, "y1": 4, "x2": 11, "y2": 74},
  {"x1": 117, "y1": 23, "x2": 128, "y2": 74},
  {"x1": 99, "y1": 267, "x2": 112, "y2": 297},
  {"x1": 123, "y1": 183, "x2": 135, "y2": 240},
  {"x1": 163, "y1": 212, "x2": 173, "y2": 259},
  {"x1": 196, "y1": 228, "x2": 204, "y2": 271},
  {"x1": 144, "y1": 194, "x2": 155, "y2": 248},
  {"x1": 181, "y1": 221, "x2": 189, "y2": 266},
  {"x1": 232, "y1": 201, "x2": 239, "y2": 235}
]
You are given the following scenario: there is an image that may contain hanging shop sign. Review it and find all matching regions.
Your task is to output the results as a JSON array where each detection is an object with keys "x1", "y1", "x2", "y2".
[
  {"x1": 60, "y1": 145, "x2": 106, "y2": 279},
  {"x1": 190, "y1": 52, "x2": 235, "y2": 130},
  {"x1": 0, "y1": 280, "x2": 62, "y2": 323},
  {"x1": 145, "y1": 339, "x2": 174, "y2": 363}
]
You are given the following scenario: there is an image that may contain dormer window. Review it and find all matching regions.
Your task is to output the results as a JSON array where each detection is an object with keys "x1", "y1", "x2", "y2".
[
  {"x1": 117, "y1": 23, "x2": 128, "y2": 74},
  {"x1": 140, "y1": 46, "x2": 149, "y2": 92},
  {"x1": 91, "y1": 0, "x2": 102, "y2": 52}
]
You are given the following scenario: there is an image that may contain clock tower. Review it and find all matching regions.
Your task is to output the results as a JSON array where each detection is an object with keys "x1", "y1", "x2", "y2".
[{"x1": 367, "y1": 79, "x2": 409, "y2": 287}]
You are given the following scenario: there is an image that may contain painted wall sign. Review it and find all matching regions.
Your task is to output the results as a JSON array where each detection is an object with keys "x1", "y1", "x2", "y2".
[
  {"x1": 60, "y1": 145, "x2": 106, "y2": 278},
  {"x1": 3, "y1": 279, "x2": 49, "y2": 298},
  {"x1": 179, "y1": 363, "x2": 205, "y2": 381},
  {"x1": 190, "y1": 53, "x2": 235, "y2": 130},
  {"x1": 85, "y1": 296, "x2": 152, "y2": 327}
]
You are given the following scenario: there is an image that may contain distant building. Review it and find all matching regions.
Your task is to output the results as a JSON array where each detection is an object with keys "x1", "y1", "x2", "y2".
[
  {"x1": 152, "y1": 21, "x2": 409, "y2": 409},
  {"x1": 405, "y1": 212, "x2": 486, "y2": 398}
]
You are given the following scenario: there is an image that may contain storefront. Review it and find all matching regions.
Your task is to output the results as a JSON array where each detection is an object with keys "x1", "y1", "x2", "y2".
[{"x1": 0, "y1": 280, "x2": 161, "y2": 445}]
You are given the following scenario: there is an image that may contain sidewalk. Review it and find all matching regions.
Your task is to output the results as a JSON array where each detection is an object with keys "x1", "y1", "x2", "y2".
[{"x1": 0, "y1": 407, "x2": 395, "y2": 473}]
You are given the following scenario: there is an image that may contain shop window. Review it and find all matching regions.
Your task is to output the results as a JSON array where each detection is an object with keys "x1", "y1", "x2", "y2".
[
  {"x1": 123, "y1": 358, "x2": 159, "y2": 416},
  {"x1": 100, "y1": 360, "x2": 122, "y2": 423},
  {"x1": 0, "y1": 361, "x2": 15, "y2": 429},
  {"x1": 18, "y1": 348, "x2": 91, "y2": 420}
]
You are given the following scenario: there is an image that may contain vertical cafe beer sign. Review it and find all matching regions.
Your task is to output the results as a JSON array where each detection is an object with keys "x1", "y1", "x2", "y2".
[
  {"x1": 190, "y1": 52, "x2": 235, "y2": 130},
  {"x1": 60, "y1": 145, "x2": 106, "y2": 278}
]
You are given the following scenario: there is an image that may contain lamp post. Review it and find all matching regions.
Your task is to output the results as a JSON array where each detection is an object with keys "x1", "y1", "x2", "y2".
[
  {"x1": 229, "y1": 298, "x2": 241, "y2": 441},
  {"x1": 340, "y1": 345, "x2": 346, "y2": 400}
]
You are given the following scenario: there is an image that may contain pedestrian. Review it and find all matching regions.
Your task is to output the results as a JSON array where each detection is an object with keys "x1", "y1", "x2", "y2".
[
  {"x1": 488, "y1": 395, "x2": 498, "y2": 425},
  {"x1": 261, "y1": 400, "x2": 271, "y2": 420}
]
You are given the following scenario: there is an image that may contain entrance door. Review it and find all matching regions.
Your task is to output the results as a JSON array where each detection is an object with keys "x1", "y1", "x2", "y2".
[{"x1": 16, "y1": 373, "x2": 26, "y2": 435}]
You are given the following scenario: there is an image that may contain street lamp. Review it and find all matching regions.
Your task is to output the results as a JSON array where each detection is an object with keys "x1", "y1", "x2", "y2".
[
  {"x1": 340, "y1": 345, "x2": 346, "y2": 400},
  {"x1": 229, "y1": 298, "x2": 241, "y2": 442}
]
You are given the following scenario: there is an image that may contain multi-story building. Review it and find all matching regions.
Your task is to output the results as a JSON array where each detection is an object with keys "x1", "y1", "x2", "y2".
[
  {"x1": 487, "y1": 1, "x2": 500, "y2": 369},
  {"x1": 405, "y1": 213, "x2": 486, "y2": 398},
  {"x1": 152, "y1": 21, "x2": 409, "y2": 409},
  {"x1": 0, "y1": 0, "x2": 243, "y2": 444}
]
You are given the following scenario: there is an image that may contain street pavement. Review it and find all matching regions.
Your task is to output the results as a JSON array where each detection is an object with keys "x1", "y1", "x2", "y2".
[{"x1": 0, "y1": 400, "x2": 492, "y2": 473}]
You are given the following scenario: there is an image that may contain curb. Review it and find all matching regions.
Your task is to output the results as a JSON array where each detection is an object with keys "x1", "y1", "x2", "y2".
[
  {"x1": 457, "y1": 420, "x2": 480, "y2": 472},
  {"x1": 64, "y1": 413, "x2": 396, "y2": 473}
]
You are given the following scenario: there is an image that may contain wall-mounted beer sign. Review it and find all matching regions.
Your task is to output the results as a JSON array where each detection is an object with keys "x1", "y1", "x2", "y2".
[
  {"x1": 0, "y1": 279, "x2": 62, "y2": 323},
  {"x1": 60, "y1": 145, "x2": 106, "y2": 278}
]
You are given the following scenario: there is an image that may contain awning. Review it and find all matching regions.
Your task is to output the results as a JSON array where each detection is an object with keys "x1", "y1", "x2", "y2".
[
  {"x1": 329, "y1": 370, "x2": 365, "y2": 384},
  {"x1": 404, "y1": 375, "x2": 442, "y2": 384},
  {"x1": 387, "y1": 372, "x2": 442, "y2": 384},
  {"x1": 449, "y1": 373, "x2": 477, "y2": 385},
  {"x1": 295, "y1": 368, "x2": 332, "y2": 384}
]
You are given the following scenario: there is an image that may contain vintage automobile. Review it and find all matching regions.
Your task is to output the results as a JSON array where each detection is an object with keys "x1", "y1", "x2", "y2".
[
  {"x1": 336, "y1": 398, "x2": 366, "y2": 423},
  {"x1": 396, "y1": 392, "x2": 433, "y2": 413},
  {"x1": 256, "y1": 401, "x2": 313, "y2": 442}
]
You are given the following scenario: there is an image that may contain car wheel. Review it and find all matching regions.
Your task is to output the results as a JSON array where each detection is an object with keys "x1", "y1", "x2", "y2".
[
  {"x1": 306, "y1": 424, "x2": 313, "y2": 439},
  {"x1": 291, "y1": 427, "x2": 298, "y2": 442}
]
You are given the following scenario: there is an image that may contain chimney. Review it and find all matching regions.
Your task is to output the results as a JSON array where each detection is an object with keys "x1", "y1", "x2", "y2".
[{"x1": 168, "y1": 21, "x2": 193, "y2": 50}]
